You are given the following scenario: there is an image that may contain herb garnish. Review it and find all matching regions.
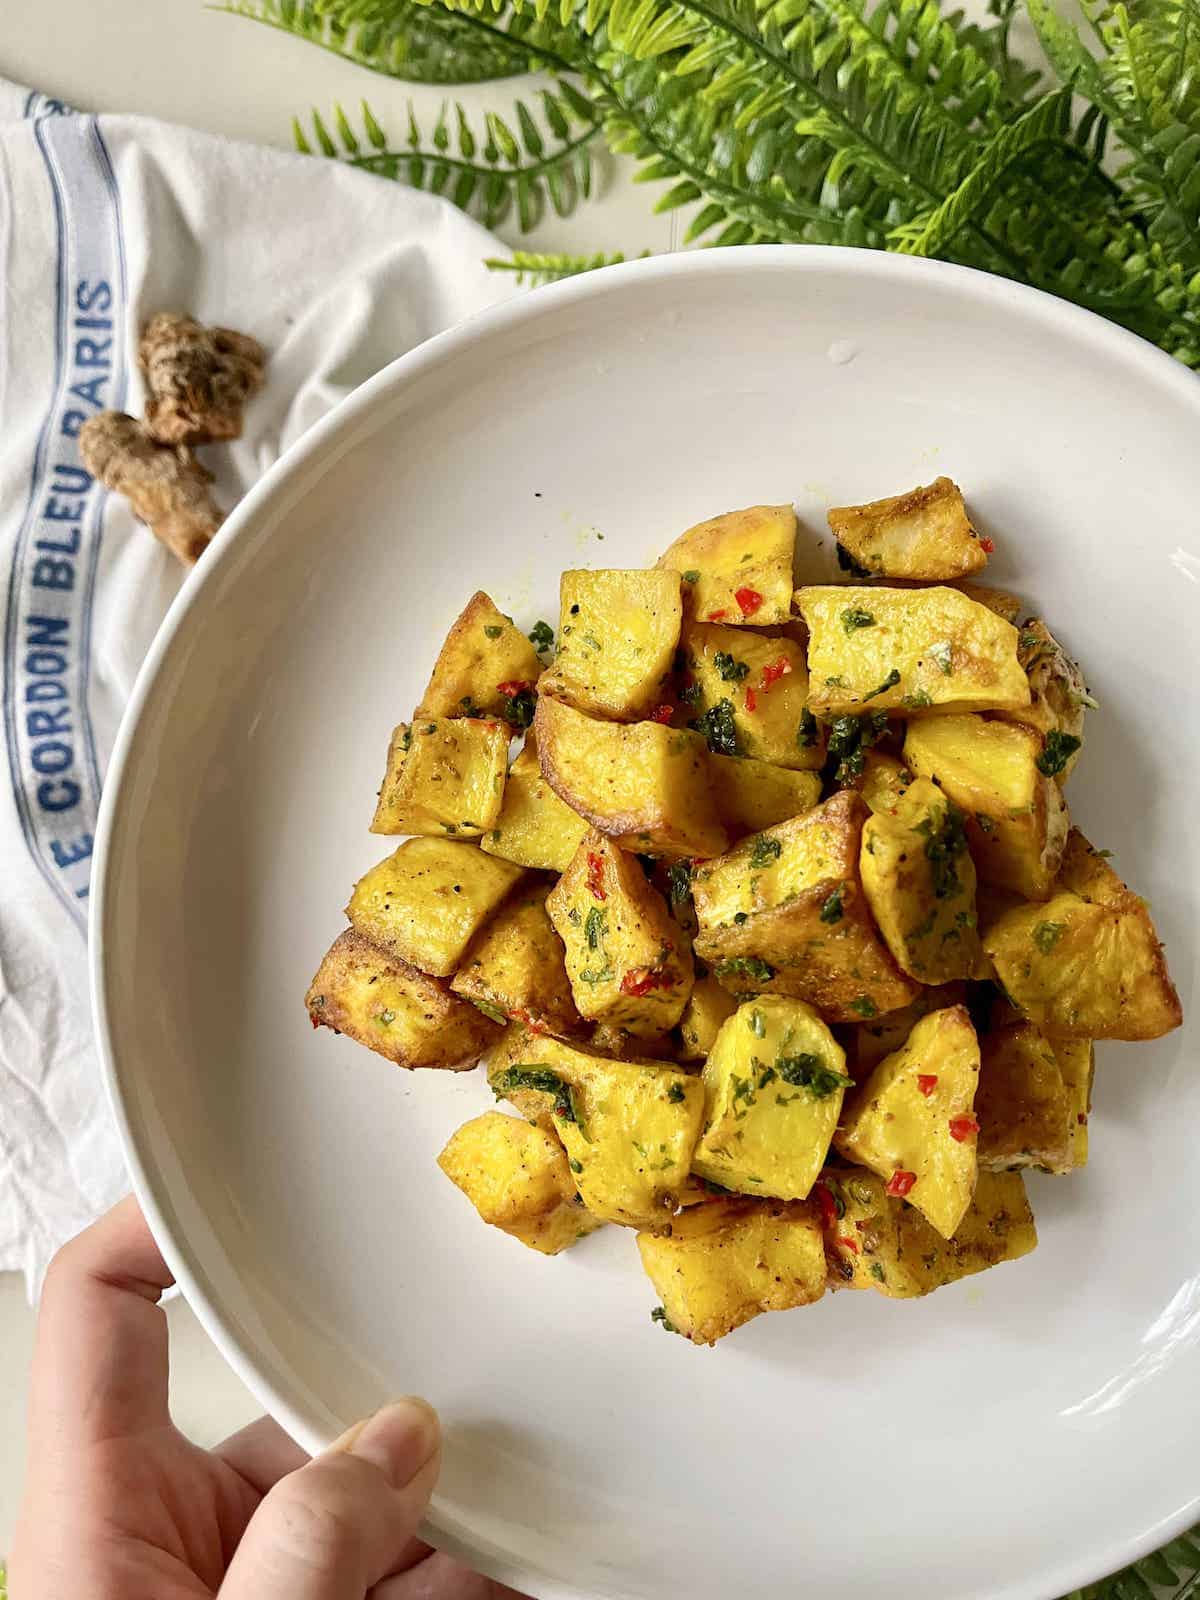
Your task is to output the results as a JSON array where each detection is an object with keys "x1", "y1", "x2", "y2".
[
  {"x1": 924, "y1": 800, "x2": 968, "y2": 900},
  {"x1": 1036, "y1": 731, "x2": 1082, "y2": 777},
  {"x1": 499, "y1": 687, "x2": 536, "y2": 728},
  {"x1": 484, "y1": 623, "x2": 504, "y2": 639},
  {"x1": 749, "y1": 836, "x2": 782, "y2": 869},
  {"x1": 849, "y1": 995, "x2": 878, "y2": 1018},
  {"x1": 841, "y1": 607, "x2": 876, "y2": 633},
  {"x1": 1032, "y1": 920, "x2": 1065, "y2": 954},
  {"x1": 667, "y1": 1082, "x2": 687, "y2": 1103},
  {"x1": 797, "y1": 709, "x2": 819, "y2": 749},
  {"x1": 682, "y1": 569, "x2": 700, "y2": 584},
  {"x1": 862, "y1": 668, "x2": 901, "y2": 701},
  {"x1": 493, "y1": 1064, "x2": 588, "y2": 1135},
  {"x1": 826, "y1": 710, "x2": 888, "y2": 781},
  {"x1": 819, "y1": 883, "x2": 846, "y2": 923},
  {"x1": 650, "y1": 1305, "x2": 678, "y2": 1333},
  {"x1": 713, "y1": 955, "x2": 775, "y2": 985},
  {"x1": 528, "y1": 619, "x2": 554, "y2": 651},
  {"x1": 714, "y1": 650, "x2": 750, "y2": 682},
  {"x1": 691, "y1": 698, "x2": 740, "y2": 757},
  {"x1": 584, "y1": 905, "x2": 606, "y2": 950},
  {"x1": 836, "y1": 544, "x2": 872, "y2": 578},
  {"x1": 928, "y1": 640, "x2": 954, "y2": 675},
  {"x1": 666, "y1": 859, "x2": 692, "y2": 910},
  {"x1": 775, "y1": 1052, "x2": 854, "y2": 1097}
]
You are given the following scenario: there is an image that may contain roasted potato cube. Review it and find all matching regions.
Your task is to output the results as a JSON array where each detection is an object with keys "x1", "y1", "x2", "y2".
[
  {"x1": 480, "y1": 735, "x2": 588, "y2": 872},
  {"x1": 680, "y1": 622, "x2": 823, "y2": 771},
  {"x1": 534, "y1": 695, "x2": 728, "y2": 859},
  {"x1": 691, "y1": 792, "x2": 918, "y2": 1023},
  {"x1": 306, "y1": 928, "x2": 497, "y2": 1069},
  {"x1": 707, "y1": 754, "x2": 821, "y2": 835},
  {"x1": 1050, "y1": 1037, "x2": 1093, "y2": 1173},
  {"x1": 860, "y1": 776, "x2": 981, "y2": 983},
  {"x1": 346, "y1": 838, "x2": 524, "y2": 977},
  {"x1": 416, "y1": 591, "x2": 543, "y2": 722},
  {"x1": 589, "y1": 1022, "x2": 677, "y2": 1061},
  {"x1": 827, "y1": 478, "x2": 987, "y2": 581},
  {"x1": 692, "y1": 998, "x2": 850, "y2": 1200},
  {"x1": 834, "y1": 1006, "x2": 981, "y2": 1239},
  {"x1": 983, "y1": 840, "x2": 1182, "y2": 1041},
  {"x1": 438, "y1": 1111, "x2": 603, "y2": 1254},
  {"x1": 999, "y1": 619, "x2": 1090, "y2": 782},
  {"x1": 487, "y1": 1028, "x2": 704, "y2": 1228},
  {"x1": 956, "y1": 583, "x2": 1024, "y2": 625},
  {"x1": 796, "y1": 585, "x2": 1029, "y2": 717},
  {"x1": 657, "y1": 504, "x2": 796, "y2": 627},
  {"x1": 370, "y1": 718, "x2": 509, "y2": 838},
  {"x1": 976, "y1": 1024, "x2": 1071, "y2": 1173},
  {"x1": 819, "y1": 1168, "x2": 1035, "y2": 1296},
  {"x1": 858, "y1": 750, "x2": 913, "y2": 814},
  {"x1": 638, "y1": 1197, "x2": 825, "y2": 1344},
  {"x1": 450, "y1": 882, "x2": 582, "y2": 1039},
  {"x1": 677, "y1": 976, "x2": 738, "y2": 1060},
  {"x1": 538, "y1": 569, "x2": 681, "y2": 720},
  {"x1": 844, "y1": 982, "x2": 969, "y2": 1073},
  {"x1": 905, "y1": 714, "x2": 1068, "y2": 900},
  {"x1": 547, "y1": 832, "x2": 693, "y2": 1036}
]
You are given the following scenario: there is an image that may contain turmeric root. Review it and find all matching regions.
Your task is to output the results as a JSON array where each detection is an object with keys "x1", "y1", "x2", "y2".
[
  {"x1": 138, "y1": 312, "x2": 266, "y2": 446},
  {"x1": 79, "y1": 412, "x2": 225, "y2": 565}
]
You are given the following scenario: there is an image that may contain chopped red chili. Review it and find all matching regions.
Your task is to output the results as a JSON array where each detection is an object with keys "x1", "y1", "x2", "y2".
[
  {"x1": 886, "y1": 1169, "x2": 917, "y2": 1198},
  {"x1": 650, "y1": 703, "x2": 675, "y2": 724},
  {"x1": 839, "y1": 1236, "x2": 859, "y2": 1254},
  {"x1": 706, "y1": 609, "x2": 728, "y2": 621},
  {"x1": 760, "y1": 655, "x2": 792, "y2": 691},
  {"x1": 980, "y1": 536, "x2": 995, "y2": 554},
  {"x1": 948, "y1": 1114, "x2": 980, "y2": 1143},
  {"x1": 814, "y1": 1181, "x2": 838, "y2": 1230},
  {"x1": 1077, "y1": 1112, "x2": 1088, "y2": 1126},
  {"x1": 735, "y1": 586, "x2": 763, "y2": 616},
  {"x1": 496, "y1": 679, "x2": 533, "y2": 697},
  {"x1": 744, "y1": 685, "x2": 758, "y2": 713},
  {"x1": 619, "y1": 965, "x2": 672, "y2": 997},
  {"x1": 916, "y1": 1074, "x2": 939, "y2": 1097},
  {"x1": 586, "y1": 852, "x2": 606, "y2": 901},
  {"x1": 309, "y1": 1012, "x2": 320, "y2": 1029}
]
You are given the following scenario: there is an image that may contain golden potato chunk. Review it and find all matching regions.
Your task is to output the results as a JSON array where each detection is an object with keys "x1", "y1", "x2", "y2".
[
  {"x1": 843, "y1": 982, "x2": 969, "y2": 1073},
  {"x1": 487, "y1": 1028, "x2": 704, "y2": 1228},
  {"x1": 538, "y1": 569, "x2": 681, "y2": 720},
  {"x1": 707, "y1": 754, "x2": 821, "y2": 836},
  {"x1": 818, "y1": 1168, "x2": 1036, "y2": 1296},
  {"x1": 534, "y1": 695, "x2": 728, "y2": 860},
  {"x1": 956, "y1": 583, "x2": 1023, "y2": 625},
  {"x1": 860, "y1": 776, "x2": 980, "y2": 983},
  {"x1": 999, "y1": 619, "x2": 1090, "y2": 782},
  {"x1": 905, "y1": 714, "x2": 1068, "y2": 900},
  {"x1": 827, "y1": 478, "x2": 988, "y2": 581},
  {"x1": 680, "y1": 622, "x2": 823, "y2": 771},
  {"x1": 1051, "y1": 1037, "x2": 1094, "y2": 1174},
  {"x1": 416, "y1": 591, "x2": 543, "y2": 722},
  {"x1": 638, "y1": 1197, "x2": 825, "y2": 1345},
  {"x1": 677, "y1": 976, "x2": 738, "y2": 1060},
  {"x1": 858, "y1": 750, "x2": 914, "y2": 814},
  {"x1": 796, "y1": 585, "x2": 1029, "y2": 717},
  {"x1": 306, "y1": 928, "x2": 497, "y2": 1070},
  {"x1": 547, "y1": 832, "x2": 693, "y2": 1037},
  {"x1": 976, "y1": 1023, "x2": 1071, "y2": 1173},
  {"x1": 589, "y1": 1022, "x2": 677, "y2": 1061},
  {"x1": 438, "y1": 1111, "x2": 602, "y2": 1254},
  {"x1": 480, "y1": 735, "x2": 588, "y2": 872},
  {"x1": 450, "y1": 882, "x2": 582, "y2": 1039},
  {"x1": 692, "y1": 998, "x2": 850, "y2": 1200},
  {"x1": 691, "y1": 792, "x2": 918, "y2": 1023},
  {"x1": 657, "y1": 503, "x2": 796, "y2": 627},
  {"x1": 346, "y1": 837, "x2": 524, "y2": 977},
  {"x1": 835, "y1": 1006, "x2": 981, "y2": 1239},
  {"x1": 370, "y1": 718, "x2": 508, "y2": 838}
]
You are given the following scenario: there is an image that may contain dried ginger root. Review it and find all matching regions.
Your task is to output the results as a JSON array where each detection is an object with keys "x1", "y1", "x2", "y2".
[
  {"x1": 79, "y1": 412, "x2": 225, "y2": 565},
  {"x1": 139, "y1": 312, "x2": 266, "y2": 447}
]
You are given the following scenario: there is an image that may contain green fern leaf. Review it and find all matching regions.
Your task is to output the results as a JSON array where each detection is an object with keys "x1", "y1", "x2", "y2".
[{"x1": 484, "y1": 247, "x2": 648, "y2": 280}]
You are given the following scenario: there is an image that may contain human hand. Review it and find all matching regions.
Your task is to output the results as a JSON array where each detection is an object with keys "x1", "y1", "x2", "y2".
[{"x1": 10, "y1": 1196, "x2": 526, "y2": 1599}]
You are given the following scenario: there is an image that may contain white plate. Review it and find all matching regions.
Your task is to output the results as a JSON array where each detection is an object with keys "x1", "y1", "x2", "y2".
[{"x1": 93, "y1": 247, "x2": 1200, "y2": 1600}]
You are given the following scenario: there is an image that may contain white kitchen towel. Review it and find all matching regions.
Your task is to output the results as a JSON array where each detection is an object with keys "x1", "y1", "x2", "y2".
[{"x1": 0, "y1": 81, "x2": 516, "y2": 1293}]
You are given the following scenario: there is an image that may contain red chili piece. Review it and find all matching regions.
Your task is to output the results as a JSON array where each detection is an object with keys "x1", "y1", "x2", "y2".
[
  {"x1": 309, "y1": 1012, "x2": 320, "y2": 1029},
  {"x1": 839, "y1": 1236, "x2": 859, "y2": 1254},
  {"x1": 735, "y1": 586, "x2": 763, "y2": 616},
  {"x1": 744, "y1": 686, "x2": 758, "y2": 713},
  {"x1": 1077, "y1": 1112, "x2": 1088, "y2": 1126},
  {"x1": 760, "y1": 655, "x2": 792, "y2": 691},
  {"x1": 650, "y1": 703, "x2": 675, "y2": 724},
  {"x1": 814, "y1": 1182, "x2": 838, "y2": 1230},
  {"x1": 980, "y1": 537, "x2": 995, "y2": 554},
  {"x1": 706, "y1": 609, "x2": 728, "y2": 621},
  {"x1": 916, "y1": 1074, "x2": 939, "y2": 1097},
  {"x1": 586, "y1": 852, "x2": 607, "y2": 901},
  {"x1": 948, "y1": 1114, "x2": 980, "y2": 1143},
  {"x1": 886, "y1": 1169, "x2": 917, "y2": 1198},
  {"x1": 496, "y1": 679, "x2": 532, "y2": 697},
  {"x1": 619, "y1": 966, "x2": 672, "y2": 997}
]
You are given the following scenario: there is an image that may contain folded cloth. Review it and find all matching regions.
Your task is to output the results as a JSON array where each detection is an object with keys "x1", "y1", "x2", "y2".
[{"x1": 0, "y1": 80, "x2": 515, "y2": 1293}]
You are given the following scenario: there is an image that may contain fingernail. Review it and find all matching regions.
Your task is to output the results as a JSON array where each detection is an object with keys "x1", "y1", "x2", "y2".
[{"x1": 345, "y1": 1396, "x2": 440, "y2": 1489}]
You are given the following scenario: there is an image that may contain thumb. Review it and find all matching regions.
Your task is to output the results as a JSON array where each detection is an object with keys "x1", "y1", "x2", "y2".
[{"x1": 219, "y1": 1397, "x2": 441, "y2": 1600}]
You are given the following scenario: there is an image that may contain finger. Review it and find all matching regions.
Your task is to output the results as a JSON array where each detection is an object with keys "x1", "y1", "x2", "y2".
[
  {"x1": 30, "y1": 1194, "x2": 174, "y2": 1453},
  {"x1": 219, "y1": 1397, "x2": 441, "y2": 1600},
  {"x1": 215, "y1": 1417, "x2": 309, "y2": 1497},
  {"x1": 370, "y1": 1549, "x2": 530, "y2": 1600}
]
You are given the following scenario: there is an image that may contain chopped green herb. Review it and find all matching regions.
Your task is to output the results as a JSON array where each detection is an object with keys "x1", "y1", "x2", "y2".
[
  {"x1": 826, "y1": 710, "x2": 888, "y2": 781},
  {"x1": 472, "y1": 999, "x2": 508, "y2": 1024},
  {"x1": 578, "y1": 964, "x2": 614, "y2": 985},
  {"x1": 713, "y1": 955, "x2": 775, "y2": 986},
  {"x1": 841, "y1": 607, "x2": 877, "y2": 634},
  {"x1": 569, "y1": 1157, "x2": 584, "y2": 1174},
  {"x1": 819, "y1": 883, "x2": 846, "y2": 923},
  {"x1": 797, "y1": 709, "x2": 819, "y2": 749},
  {"x1": 423, "y1": 723, "x2": 438, "y2": 734},
  {"x1": 775, "y1": 1052, "x2": 853, "y2": 1097},
  {"x1": 499, "y1": 688, "x2": 536, "y2": 729},
  {"x1": 441, "y1": 822, "x2": 458, "y2": 834},
  {"x1": 901, "y1": 689, "x2": 933, "y2": 709},
  {"x1": 585, "y1": 905, "x2": 606, "y2": 951},
  {"x1": 377, "y1": 1008, "x2": 396, "y2": 1026},
  {"x1": 667, "y1": 1082, "x2": 687, "y2": 1103},
  {"x1": 863, "y1": 668, "x2": 901, "y2": 701},
  {"x1": 581, "y1": 632, "x2": 603, "y2": 651},
  {"x1": 1036, "y1": 731, "x2": 1082, "y2": 777},
  {"x1": 400, "y1": 727, "x2": 413, "y2": 751},
  {"x1": 691, "y1": 699, "x2": 740, "y2": 757},
  {"x1": 484, "y1": 623, "x2": 504, "y2": 639},
  {"x1": 528, "y1": 619, "x2": 554, "y2": 651},
  {"x1": 1032, "y1": 920, "x2": 1065, "y2": 954},
  {"x1": 928, "y1": 640, "x2": 954, "y2": 676},
  {"x1": 650, "y1": 1305, "x2": 678, "y2": 1333},
  {"x1": 849, "y1": 995, "x2": 878, "y2": 1018},
  {"x1": 836, "y1": 543, "x2": 872, "y2": 578},
  {"x1": 924, "y1": 799, "x2": 968, "y2": 900},
  {"x1": 1018, "y1": 629, "x2": 1041, "y2": 653},
  {"x1": 493, "y1": 1065, "x2": 587, "y2": 1135},
  {"x1": 667, "y1": 860, "x2": 692, "y2": 910},
  {"x1": 682, "y1": 569, "x2": 700, "y2": 584},
  {"x1": 870, "y1": 1262, "x2": 886, "y2": 1283},
  {"x1": 748, "y1": 1008, "x2": 766, "y2": 1038},
  {"x1": 679, "y1": 679, "x2": 702, "y2": 705},
  {"x1": 825, "y1": 675, "x2": 847, "y2": 687},
  {"x1": 714, "y1": 650, "x2": 750, "y2": 682},
  {"x1": 749, "y1": 836, "x2": 783, "y2": 869}
]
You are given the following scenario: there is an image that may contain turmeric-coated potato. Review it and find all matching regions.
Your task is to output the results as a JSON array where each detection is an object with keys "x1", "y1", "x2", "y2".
[
  {"x1": 370, "y1": 718, "x2": 509, "y2": 838},
  {"x1": 637, "y1": 1197, "x2": 825, "y2": 1345},
  {"x1": 691, "y1": 792, "x2": 918, "y2": 1022},
  {"x1": 450, "y1": 881, "x2": 583, "y2": 1039},
  {"x1": 657, "y1": 504, "x2": 796, "y2": 627},
  {"x1": 796, "y1": 585, "x2": 1029, "y2": 718},
  {"x1": 905, "y1": 714, "x2": 1068, "y2": 900},
  {"x1": 835, "y1": 1005, "x2": 981, "y2": 1239},
  {"x1": 858, "y1": 750, "x2": 914, "y2": 814},
  {"x1": 539, "y1": 568, "x2": 682, "y2": 720},
  {"x1": 535, "y1": 694, "x2": 728, "y2": 860},
  {"x1": 827, "y1": 477, "x2": 988, "y2": 581},
  {"x1": 1050, "y1": 1036, "x2": 1094, "y2": 1174},
  {"x1": 956, "y1": 583, "x2": 1024, "y2": 625},
  {"x1": 306, "y1": 928, "x2": 497, "y2": 1070},
  {"x1": 547, "y1": 831, "x2": 693, "y2": 1037},
  {"x1": 480, "y1": 735, "x2": 588, "y2": 872},
  {"x1": 975, "y1": 1023, "x2": 1071, "y2": 1173},
  {"x1": 677, "y1": 976, "x2": 738, "y2": 1060},
  {"x1": 843, "y1": 982, "x2": 970, "y2": 1074},
  {"x1": 438, "y1": 1111, "x2": 603, "y2": 1254},
  {"x1": 346, "y1": 837, "x2": 524, "y2": 977},
  {"x1": 707, "y1": 753, "x2": 822, "y2": 836},
  {"x1": 416, "y1": 591, "x2": 543, "y2": 722},
  {"x1": 680, "y1": 622, "x2": 824, "y2": 771}
]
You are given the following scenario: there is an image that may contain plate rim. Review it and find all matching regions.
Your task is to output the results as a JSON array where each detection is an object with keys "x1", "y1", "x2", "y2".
[{"x1": 89, "y1": 243, "x2": 1200, "y2": 1600}]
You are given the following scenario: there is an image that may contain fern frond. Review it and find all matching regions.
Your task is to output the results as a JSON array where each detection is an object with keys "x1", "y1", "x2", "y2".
[
  {"x1": 1061, "y1": 1524, "x2": 1200, "y2": 1598},
  {"x1": 484, "y1": 247, "x2": 648, "y2": 279},
  {"x1": 298, "y1": 90, "x2": 605, "y2": 229}
]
